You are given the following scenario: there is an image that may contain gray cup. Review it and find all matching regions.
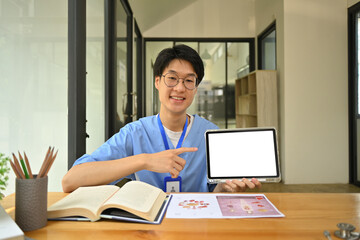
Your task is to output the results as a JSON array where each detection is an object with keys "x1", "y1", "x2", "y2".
[{"x1": 15, "y1": 175, "x2": 48, "y2": 231}]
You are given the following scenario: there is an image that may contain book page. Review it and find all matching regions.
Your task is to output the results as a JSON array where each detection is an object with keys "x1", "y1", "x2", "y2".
[
  {"x1": 48, "y1": 185, "x2": 119, "y2": 220},
  {"x1": 102, "y1": 181, "x2": 163, "y2": 214}
]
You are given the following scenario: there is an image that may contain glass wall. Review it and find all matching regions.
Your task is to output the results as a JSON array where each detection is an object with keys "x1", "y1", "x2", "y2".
[
  {"x1": 145, "y1": 40, "x2": 250, "y2": 129},
  {"x1": 116, "y1": 2, "x2": 127, "y2": 129},
  {"x1": 198, "y1": 43, "x2": 226, "y2": 128},
  {"x1": 0, "y1": 0, "x2": 68, "y2": 195},
  {"x1": 86, "y1": 0, "x2": 105, "y2": 153},
  {"x1": 227, "y1": 42, "x2": 250, "y2": 128},
  {"x1": 261, "y1": 30, "x2": 276, "y2": 70}
]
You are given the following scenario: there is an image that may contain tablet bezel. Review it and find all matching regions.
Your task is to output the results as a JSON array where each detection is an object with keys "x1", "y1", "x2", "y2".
[{"x1": 205, "y1": 127, "x2": 281, "y2": 183}]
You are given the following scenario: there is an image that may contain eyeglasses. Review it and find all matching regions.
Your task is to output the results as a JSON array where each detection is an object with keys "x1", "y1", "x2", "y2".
[{"x1": 161, "y1": 72, "x2": 198, "y2": 90}]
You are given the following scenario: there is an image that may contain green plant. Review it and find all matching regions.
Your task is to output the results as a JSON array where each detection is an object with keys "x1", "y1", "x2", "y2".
[{"x1": 0, "y1": 153, "x2": 10, "y2": 200}]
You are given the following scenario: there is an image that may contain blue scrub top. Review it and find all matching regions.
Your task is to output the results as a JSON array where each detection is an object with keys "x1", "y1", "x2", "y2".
[{"x1": 73, "y1": 114, "x2": 218, "y2": 192}]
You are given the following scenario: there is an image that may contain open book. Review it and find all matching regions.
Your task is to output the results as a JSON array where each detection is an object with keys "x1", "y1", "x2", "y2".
[{"x1": 47, "y1": 181, "x2": 170, "y2": 224}]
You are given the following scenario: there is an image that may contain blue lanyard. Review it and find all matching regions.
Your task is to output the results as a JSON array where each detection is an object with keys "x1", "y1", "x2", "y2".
[{"x1": 157, "y1": 114, "x2": 188, "y2": 150}]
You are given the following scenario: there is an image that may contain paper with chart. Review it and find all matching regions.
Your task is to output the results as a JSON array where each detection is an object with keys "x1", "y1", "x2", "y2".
[{"x1": 166, "y1": 194, "x2": 284, "y2": 219}]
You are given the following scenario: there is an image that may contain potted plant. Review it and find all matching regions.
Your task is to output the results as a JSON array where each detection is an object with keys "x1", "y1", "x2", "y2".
[{"x1": 0, "y1": 153, "x2": 10, "y2": 200}]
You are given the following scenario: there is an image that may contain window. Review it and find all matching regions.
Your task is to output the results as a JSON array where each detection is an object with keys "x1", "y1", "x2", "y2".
[
  {"x1": 0, "y1": 0, "x2": 68, "y2": 194},
  {"x1": 258, "y1": 22, "x2": 276, "y2": 70}
]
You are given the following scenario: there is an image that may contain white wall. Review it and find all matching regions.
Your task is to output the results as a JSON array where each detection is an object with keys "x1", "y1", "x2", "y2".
[{"x1": 282, "y1": 0, "x2": 348, "y2": 183}]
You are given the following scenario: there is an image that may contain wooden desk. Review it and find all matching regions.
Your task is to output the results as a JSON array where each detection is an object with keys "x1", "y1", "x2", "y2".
[{"x1": 1, "y1": 192, "x2": 360, "y2": 240}]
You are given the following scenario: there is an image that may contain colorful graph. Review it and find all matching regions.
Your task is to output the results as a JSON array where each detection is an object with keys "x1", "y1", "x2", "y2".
[{"x1": 178, "y1": 199, "x2": 211, "y2": 210}]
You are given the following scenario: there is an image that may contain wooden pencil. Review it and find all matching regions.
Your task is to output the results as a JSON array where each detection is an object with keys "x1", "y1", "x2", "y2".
[
  {"x1": 38, "y1": 146, "x2": 51, "y2": 178},
  {"x1": 39, "y1": 147, "x2": 54, "y2": 178},
  {"x1": 12, "y1": 153, "x2": 25, "y2": 179},
  {"x1": 43, "y1": 149, "x2": 58, "y2": 177},
  {"x1": 23, "y1": 152, "x2": 34, "y2": 179},
  {"x1": 9, "y1": 160, "x2": 21, "y2": 179}
]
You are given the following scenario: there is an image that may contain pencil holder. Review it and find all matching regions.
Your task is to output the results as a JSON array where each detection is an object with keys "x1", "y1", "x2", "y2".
[{"x1": 15, "y1": 175, "x2": 48, "y2": 231}]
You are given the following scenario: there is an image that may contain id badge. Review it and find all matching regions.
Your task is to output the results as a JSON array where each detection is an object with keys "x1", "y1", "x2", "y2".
[{"x1": 164, "y1": 176, "x2": 182, "y2": 192}]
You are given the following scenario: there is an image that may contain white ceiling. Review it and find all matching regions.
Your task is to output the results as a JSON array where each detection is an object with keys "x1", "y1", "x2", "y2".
[{"x1": 128, "y1": 0, "x2": 197, "y2": 33}]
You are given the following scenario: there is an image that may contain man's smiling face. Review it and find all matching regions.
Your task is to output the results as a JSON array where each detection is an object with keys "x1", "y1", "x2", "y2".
[{"x1": 155, "y1": 59, "x2": 198, "y2": 116}]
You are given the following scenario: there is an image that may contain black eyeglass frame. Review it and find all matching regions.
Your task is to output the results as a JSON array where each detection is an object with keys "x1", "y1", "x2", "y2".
[{"x1": 161, "y1": 72, "x2": 199, "y2": 90}]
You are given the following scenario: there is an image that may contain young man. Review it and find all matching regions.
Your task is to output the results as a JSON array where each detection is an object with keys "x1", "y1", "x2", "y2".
[{"x1": 62, "y1": 45, "x2": 261, "y2": 193}]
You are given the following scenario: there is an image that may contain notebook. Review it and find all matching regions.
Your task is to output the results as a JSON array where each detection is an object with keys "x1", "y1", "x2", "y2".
[{"x1": 205, "y1": 127, "x2": 281, "y2": 183}]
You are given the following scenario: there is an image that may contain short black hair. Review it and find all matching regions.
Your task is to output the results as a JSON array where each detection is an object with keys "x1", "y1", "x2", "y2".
[{"x1": 153, "y1": 44, "x2": 204, "y2": 84}]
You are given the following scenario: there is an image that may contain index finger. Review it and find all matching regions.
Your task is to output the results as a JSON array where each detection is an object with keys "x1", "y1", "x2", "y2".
[{"x1": 172, "y1": 147, "x2": 198, "y2": 155}]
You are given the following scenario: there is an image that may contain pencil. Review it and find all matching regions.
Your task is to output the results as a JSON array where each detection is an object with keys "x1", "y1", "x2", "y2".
[
  {"x1": 12, "y1": 153, "x2": 25, "y2": 179},
  {"x1": 38, "y1": 146, "x2": 51, "y2": 178},
  {"x1": 23, "y1": 152, "x2": 34, "y2": 179},
  {"x1": 18, "y1": 152, "x2": 30, "y2": 179},
  {"x1": 9, "y1": 160, "x2": 21, "y2": 179},
  {"x1": 43, "y1": 149, "x2": 58, "y2": 177},
  {"x1": 39, "y1": 147, "x2": 54, "y2": 178}
]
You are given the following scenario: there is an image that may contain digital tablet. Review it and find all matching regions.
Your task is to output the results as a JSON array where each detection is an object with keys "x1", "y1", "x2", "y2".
[{"x1": 205, "y1": 127, "x2": 281, "y2": 183}]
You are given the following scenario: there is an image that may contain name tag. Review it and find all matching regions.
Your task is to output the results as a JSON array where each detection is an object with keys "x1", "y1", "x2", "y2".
[{"x1": 164, "y1": 176, "x2": 182, "y2": 192}]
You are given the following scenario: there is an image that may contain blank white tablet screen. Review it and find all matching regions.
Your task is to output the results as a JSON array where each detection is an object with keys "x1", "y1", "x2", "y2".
[{"x1": 207, "y1": 130, "x2": 277, "y2": 178}]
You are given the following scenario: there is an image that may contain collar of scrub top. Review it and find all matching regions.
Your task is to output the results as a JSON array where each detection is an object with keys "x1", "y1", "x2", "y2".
[{"x1": 157, "y1": 114, "x2": 188, "y2": 150}]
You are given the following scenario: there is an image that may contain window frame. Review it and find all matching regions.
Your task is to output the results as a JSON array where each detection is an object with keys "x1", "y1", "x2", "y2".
[{"x1": 348, "y1": 2, "x2": 360, "y2": 186}]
